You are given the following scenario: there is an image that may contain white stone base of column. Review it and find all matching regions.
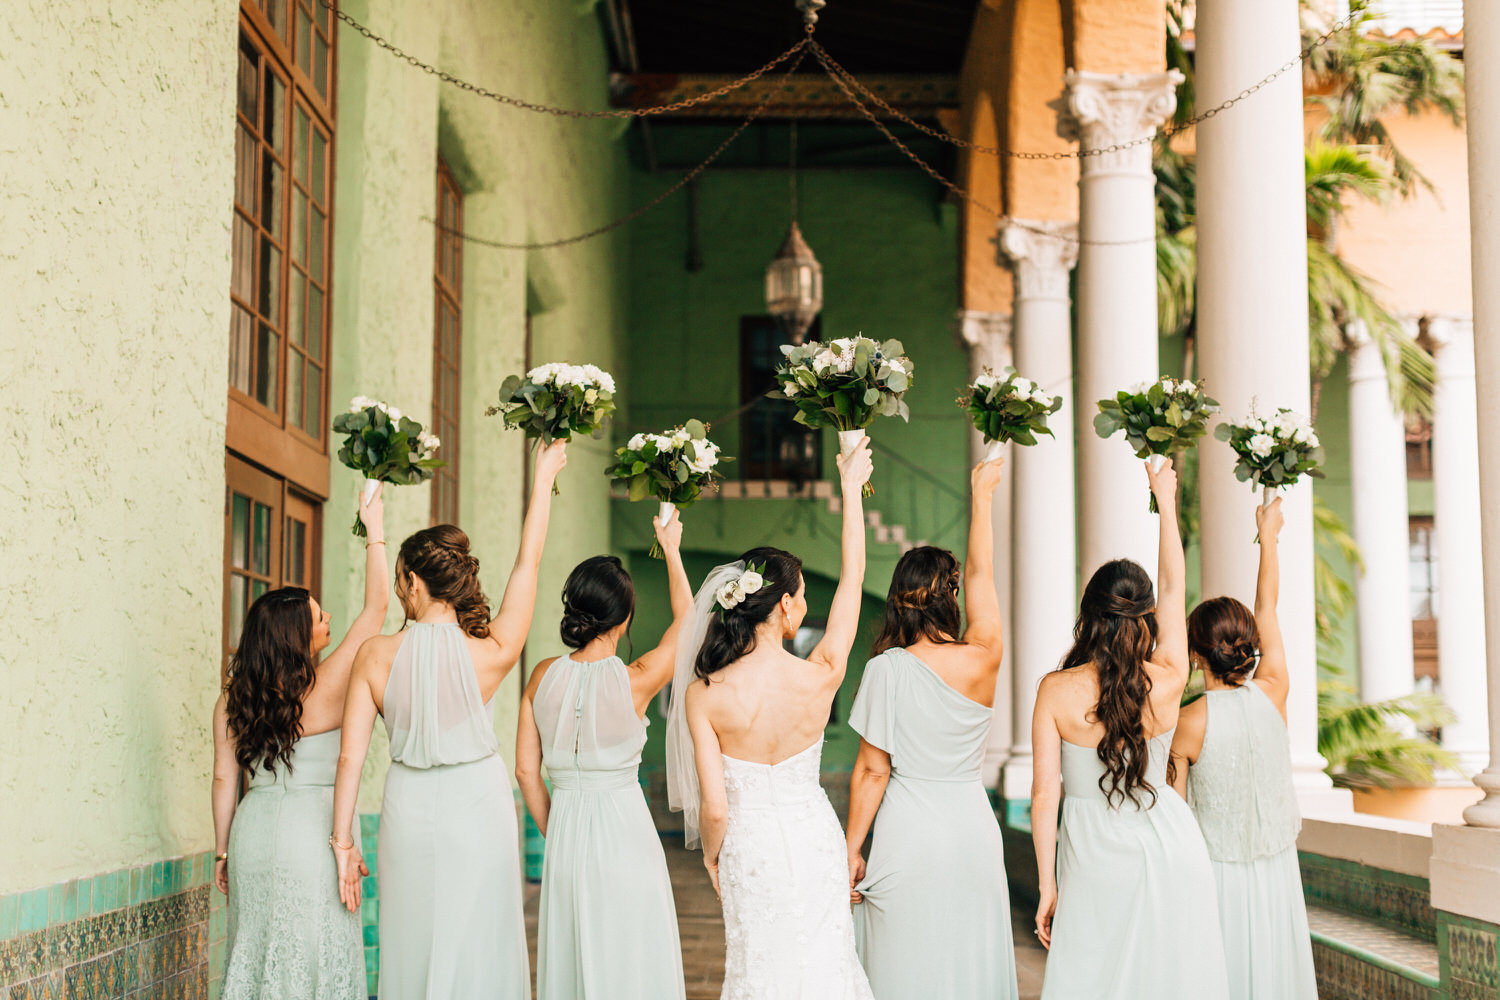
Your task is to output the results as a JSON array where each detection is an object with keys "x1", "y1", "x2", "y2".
[
  {"x1": 1432, "y1": 823, "x2": 1500, "y2": 921},
  {"x1": 1294, "y1": 784, "x2": 1355, "y2": 817},
  {"x1": 1463, "y1": 770, "x2": 1500, "y2": 827}
]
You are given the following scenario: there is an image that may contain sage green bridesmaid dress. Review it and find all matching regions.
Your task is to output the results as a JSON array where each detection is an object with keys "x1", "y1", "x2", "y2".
[
  {"x1": 850, "y1": 647, "x2": 1019, "y2": 1000},
  {"x1": 1187, "y1": 683, "x2": 1317, "y2": 1000},
  {"x1": 223, "y1": 728, "x2": 366, "y2": 1000},
  {"x1": 377, "y1": 621, "x2": 529, "y2": 1000},
  {"x1": 531, "y1": 654, "x2": 684, "y2": 1000}
]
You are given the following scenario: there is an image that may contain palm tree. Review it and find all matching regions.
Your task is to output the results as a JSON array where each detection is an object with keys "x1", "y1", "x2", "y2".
[{"x1": 1319, "y1": 679, "x2": 1461, "y2": 788}]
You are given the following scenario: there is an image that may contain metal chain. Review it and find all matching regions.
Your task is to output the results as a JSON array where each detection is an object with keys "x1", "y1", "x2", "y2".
[
  {"x1": 430, "y1": 47, "x2": 811, "y2": 250},
  {"x1": 319, "y1": 0, "x2": 811, "y2": 119},
  {"x1": 813, "y1": 13, "x2": 1353, "y2": 160}
]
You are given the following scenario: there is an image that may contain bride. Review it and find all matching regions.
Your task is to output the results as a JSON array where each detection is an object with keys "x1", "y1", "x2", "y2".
[{"x1": 667, "y1": 434, "x2": 874, "y2": 999}]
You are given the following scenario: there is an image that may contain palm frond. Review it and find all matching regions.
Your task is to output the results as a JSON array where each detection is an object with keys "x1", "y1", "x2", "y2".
[
  {"x1": 1304, "y1": 142, "x2": 1398, "y2": 232},
  {"x1": 1318, "y1": 680, "x2": 1462, "y2": 788},
  {"x1": 1313, "y1": 496, "x2": 1362, "y2": 648},
  {"x1": 1157, "y1": 224, "x2": 1197, "y2": 339}
]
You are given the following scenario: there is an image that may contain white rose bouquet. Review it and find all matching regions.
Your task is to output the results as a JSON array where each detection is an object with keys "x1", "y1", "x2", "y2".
[
  {"x1": 607, "y1": 419, "x2": 732, "y2": 558},
  {"x1": 1094, "y1": 376, "x2": 1221, "y2": 513},
  {"x1": 960, "y1": 367, "x2": 1063, "y2": 459},
  {"x1": 488, "y1": 362, "x2": 617, "y2": 494},
  {"x1": 772, "y1": 335, "x2": 913, "y2": 498},
  {"x1": 715, "y1": 563, "x2": 766, "y2": 616},
  {"x1": 1215, "y1": 408, "x2": 1324, "y2": 537},
  {"x1": 332, "y1": 396, "x2": 444, "y2": 537}
]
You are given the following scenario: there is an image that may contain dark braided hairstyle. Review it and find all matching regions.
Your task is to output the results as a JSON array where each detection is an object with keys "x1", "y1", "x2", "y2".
[
  {"x1": 1057, "y1": 559, "x2": 1160, "y2": 809},
  {"x1": 559, "y1": 555, "x2": 635, "y2": 650},
  {"x1": 225, "y1": 587, "x2": 318, "y2": 775},
  {"x1": 1187, "y1": 597, "x2": 1260, "y2": 686},
  {"x1": 871, "y1": 545, "x2": 962, "y2": 655},
  {"x1": 397, "y1": 525, "x2": 491, "y2": 638},
  {"x1": 694, "y1": 547, "x2": 804, "y2": 680}
]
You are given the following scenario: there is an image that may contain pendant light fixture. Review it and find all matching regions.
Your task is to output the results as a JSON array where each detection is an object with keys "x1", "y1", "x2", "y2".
[{"x1": 764, "y1": 120, "x2": 823, "y2": 345}]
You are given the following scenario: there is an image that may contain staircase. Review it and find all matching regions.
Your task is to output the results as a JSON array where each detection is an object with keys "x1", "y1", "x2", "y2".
[{"x1": 716, "y1": 479, "x2": 925, "y2": 552}]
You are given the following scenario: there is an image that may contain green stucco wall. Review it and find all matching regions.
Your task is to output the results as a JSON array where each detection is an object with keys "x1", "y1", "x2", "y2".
[
  {"x1": 324, "y1": 0, "x2": 631, "y2": 810},
  {"x1": 0, "y1": 1, "x2": 239, "y2": 896}
]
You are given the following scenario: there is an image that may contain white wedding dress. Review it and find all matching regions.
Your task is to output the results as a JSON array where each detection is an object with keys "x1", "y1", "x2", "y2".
[
  {"x1": 666, "y1": 563, "x2": 873, "y2": 1000},
  {"x1": 718, "y1": 740, "x2": 874, "y2": 1000}
]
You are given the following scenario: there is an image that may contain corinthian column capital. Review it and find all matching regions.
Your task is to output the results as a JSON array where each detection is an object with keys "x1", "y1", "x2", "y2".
[
  {"x1": 1061, "y1": 70, "x2": 1184, "y2": 175},
  {"x1": 955, "y1": 309, "x2": 1012, "y2": 376},
  {"x1": 999, "y1": 219, "x2": 1079, "y2": 303}
]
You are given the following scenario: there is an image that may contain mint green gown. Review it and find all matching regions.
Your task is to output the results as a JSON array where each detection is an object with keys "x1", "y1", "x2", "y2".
[
  {"x1": 531, "y1": 654, "x2": 684, "y2": 1000},
  {"x1": 377, "y1": 622, "x2": 529, "y2": 1000},
  {"x1": 224, "y1": 728, "x2": 366, "y2": 1000},
  {"x1": 850, "y1": 648, "x2": 1018, "y2": 1000},
  {"x1": 1187, "y1": 683, "x2": 1317, "y2": 1000}
]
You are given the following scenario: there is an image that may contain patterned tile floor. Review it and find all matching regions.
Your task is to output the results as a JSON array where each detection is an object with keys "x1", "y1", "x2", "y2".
[
  {"x1": 1306, "y1": 904, "x2": 1441, "y2": 979},
  {"x1": 522, "y1": 836, "x2": 1048, "y2": 1000}
]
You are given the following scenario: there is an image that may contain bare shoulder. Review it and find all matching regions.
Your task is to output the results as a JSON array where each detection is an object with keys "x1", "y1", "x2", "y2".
[
  {"x1": 684, "y1": 676, "x2": 717, "y2": 713},
  {"x1": 355, "y1": 632, "x2": 401, "y2": 668},
  {"x1": 1176, "y1": 695, "x2": 1208, "y2": 732}
]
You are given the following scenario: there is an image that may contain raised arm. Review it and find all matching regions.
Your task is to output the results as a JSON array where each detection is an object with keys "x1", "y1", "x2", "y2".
[
  {"x1": 1251, "y1": 497, "x2": 1289, "y2": 718},
  {"x1": 331, "y1": 642, "x2": 380, "y2": 913},
  {"x1": 515, "y1": 658, "x2": 556, "y2": 836},
  {"x1": 1148, "y1": 459, "x2": 1188, "y2": 683},
  {"x1": 845, "y1": 737, "x2": 891, "y2": 904},
  {"x1": 962, "y1": 458, "x2": 1005, "y2": 665},
  {"x1": 630, "y1": 511, "x2": 693, "y2": 712},
  {"x1": 210, "y1": 694, "x2": 238, "y2": 896},
  {"x1": 489, "y1": 440, "x2": 568, "y2": 666},
  {"x1": 808, "y1": 436, "x2": 874, "y2": 675},
  {"x1": 322, "y1": 487, "x2": 390, "y2": 668},
  {"x1": 686, "y1": 683, "x2": 729, "y2": 897},
  {"x1": 1030, "y1": 676, "x2": 1064, "y2": 950}
]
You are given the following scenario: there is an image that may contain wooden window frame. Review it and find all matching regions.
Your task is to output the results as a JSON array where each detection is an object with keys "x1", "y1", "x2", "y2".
[
  {"x1": 738, "y1": 316, "x2": 822, "y2": 482},
  {"x1": 431, "y1": 158, "x2": 463, "y2": 525}
]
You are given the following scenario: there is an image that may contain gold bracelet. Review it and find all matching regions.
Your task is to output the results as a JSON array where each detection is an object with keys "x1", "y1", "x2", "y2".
[
  {"x1": 214, "y1": 852, "x2": 228, "y2": 862},
  {"x1": 365, "y1": 540, "x2": 386, "y2": 549},
  {"x1": 329, "y1": 834, "x2": 354, "y2": 850}
]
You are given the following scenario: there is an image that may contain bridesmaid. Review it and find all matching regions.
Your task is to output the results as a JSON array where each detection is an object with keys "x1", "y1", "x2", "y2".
[
  {"x1": 331, "y1": 440, "x2": 567, "y2": 1000},
  {"x1": 211, "y1": 486, "x2": 387, "y2": 1000},
  {"x1": 515, "y1": 510, "x2": 692, "y2": 1000},
  {"x1": 1030, "y1": 460, "x2": 1230, "y2": 1000},
  {"x1": 846, "y1": 457, "x2": 1017, "y2": 1000},
  {"x1": 1169, "y1": 497, "x2": 1317, "y2": 1000}
]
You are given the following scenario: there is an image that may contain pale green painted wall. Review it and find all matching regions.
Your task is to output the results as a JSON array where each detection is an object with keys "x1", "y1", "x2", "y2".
[
  {"x1": 323, "y1": 0, "x2": 631, "y2": 810},
  {"x1": 0, "y1": 2, "x2": 239, "y2": 894}
]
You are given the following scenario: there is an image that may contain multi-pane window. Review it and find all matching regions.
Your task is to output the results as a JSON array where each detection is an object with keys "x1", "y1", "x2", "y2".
[
  {"x1": 1406, "y1": 417, "x2": 1433, "y2": 481},
  {"x1": 431, "y1": 160, "x2": 463, "y2": 525},
  {"x1": 224, "y1": 456, "x2": 321, "y2": 663},
  {"x1": 1410, "y1": 516, "x2": 1439, "y2": 682},
  {"x1": 739, "y1": 316, "x2": 822, "y2": 482}
]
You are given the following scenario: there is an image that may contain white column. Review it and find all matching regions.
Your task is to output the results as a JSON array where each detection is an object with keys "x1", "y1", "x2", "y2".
[
  {"x1": 959, "y1": 309, "x2": 1014, "y2": 788},
  {"x1": 1064, "y1": 70, "x2": 1180, "y2": 582},
  {"x1": 1195, "y1": 0, "x2": 1341, "y2": 805},
  {"x1": 1461, "y1": 0, "x2": 1500, "y2": 827},
  {"x1": 1346, "y1": 326, "x2": 1416, "y2": 705},
  {"x1": 1428, "y1": 316, "x2": 1490, "y2": 773},
  {"x1": 998, "y1": 220, "x2": 1078, "y2": 800}
]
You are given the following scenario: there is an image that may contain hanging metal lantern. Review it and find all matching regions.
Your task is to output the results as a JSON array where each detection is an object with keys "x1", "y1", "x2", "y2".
[{"x1": 765, "y1": 221, "x2": 823, "y2": 345}]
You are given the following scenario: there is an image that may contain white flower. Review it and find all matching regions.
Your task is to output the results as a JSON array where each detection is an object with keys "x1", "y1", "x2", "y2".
[
  {"x1": 349, "y1": 395, "x2": 378, "y2": 412},
  {"x1": 833, "y1": 351, "x2": 856, "y2": 374},
  {"x1": 740, "y1": 570, "x2": 764, "y2": 594},
  {"x1": 527, "y1": 362, "x2": 564, "y2": 384},
  {"x1": 722, "y1": 581, "x2": 745, "y2": 607},
  {"x1": 1307, "y1": 432, "x2": 1321, "y2": 449},
  {"x1": 652, "y1": 433, "x2": 676, "y2": 452},
  {"x1": 581, "y1": 364, "x2": 615, "y2": 393},
  {"x1": 973, "y1": 373, "x2": 998, "y2": 390},
  {"x1": 1030, "y1": 390, "x2": 1053, "y2": 406},
  {"x1": 1011, "y1": 377, "x2": 1035, "y2": 396},
  {"x1": 1248, "y1": 433, "x2": 1275, "y2": 459},
  {"x1": 1178, "y1": 380, "x2": 1197, "y2": 394},
  {"x1": 627, "y1": 433, "x2": 647, "y2": 451},
  {"x1": 672, "y1": 428, "x2": 691, "y2": 448},
  {"x1": 715, "y1": 567, "x2": 765, "y2": 611},
  {"x1": 814, "y1": 349, "x2": 837, "y2": 372},
  {"x1": 1292, "y1": 427, "x2": 1309, "y2": 445},
  {"x1": 784, "y1": 383, "x2": 799, "y2": 397},
  {"x1": 387, "y1": 406, "x2": 403, "y2": 423},
  {"x1": 1129, "y1": 381, "x2": 1151, "y2": 395},
  {"x1": 1161, "y1": 378, "x2": 1177, "y2": 395}
]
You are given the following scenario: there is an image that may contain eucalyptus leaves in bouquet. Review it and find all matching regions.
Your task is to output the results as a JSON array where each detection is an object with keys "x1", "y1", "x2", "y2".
[
  {"x1": 607, "y1": 419, "x2": 732, "y2": 558},
  {"x1": 772, "y1": 335, "x2": 913, "y2": 497},
  {"x1": 332, "y1": 396, "x2": 444, "y2": 536},
  {"x1": 960, "y1": 368, "x2": 1063, "y2": 458},
  {"x1": 487, "y1": 362, "x2": 616, "y2": 493},
  {"x1": 1217, "y1": 409, "x2": 1325, "y2": 537},
  {"x1": 1094, "y1": 377, "x2": 1220, "y2": 512}
]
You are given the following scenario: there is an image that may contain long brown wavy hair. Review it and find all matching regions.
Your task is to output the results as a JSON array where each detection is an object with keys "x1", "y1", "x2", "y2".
[
  {"x1": 1187, "y1": 597, "x2": 1260, "y2": 686},
  {"x1": 225, "y1": 587, "x2": 317, "y2": 775},
  {"x1": 871, "y1": 545, "x2": 962, "y2": 656},
  {"x1": 1057, "y1": 559, "x2": 1160, "y2": 808},
  {"x1": 397, "y1": 525, "x2": 492, "y2": 638}
]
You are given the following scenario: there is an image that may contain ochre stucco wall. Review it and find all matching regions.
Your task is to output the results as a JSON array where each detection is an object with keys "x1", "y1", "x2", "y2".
[{"x1": 0, "y1": 2, "x2": 239, "y2": 894}]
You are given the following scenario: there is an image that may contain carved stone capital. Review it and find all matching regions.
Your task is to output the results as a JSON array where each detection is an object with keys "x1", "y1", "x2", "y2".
[
  {"x1": 999, "y1": 219, "x2": 1079, "y2": 303},
  {"x1": 955, "y1": 309, "x2": 1013, "y2": 375},
  {"x1": 1061, "y1": 70, "x2": 1183, "y2": 176}
]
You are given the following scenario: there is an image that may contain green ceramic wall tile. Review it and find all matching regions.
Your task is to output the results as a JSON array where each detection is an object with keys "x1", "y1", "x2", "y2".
[
  {"x1": 19, "y1": 889, "x2": 49, "y2": 934},
  {"x1": 0, "y1": 893, "x2": 18, "y2": 939}
]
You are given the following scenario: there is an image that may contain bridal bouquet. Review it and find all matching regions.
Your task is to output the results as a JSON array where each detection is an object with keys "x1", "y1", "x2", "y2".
[
  {"x1": 488, "y1": 362, "x2": 616, "y2": 493},
  {"x1": 1215, "y1": 407, "x2": 1325, "y2": 510},
  {"x1": 772, "y1": 335, "x2": 913, "y2": 497},
  {"x1": 607, "y1": 420, "x2": 733, "y2": 558},
  {"x1": 960, "y1": 368, "x2": 1063, "y2": 459},
  {"x1": 332, "y1": 396, "x2": 444, "y2": 536},
  {"x1": 1094, "y1": 377, "x2": 1220, "y2": 512}
]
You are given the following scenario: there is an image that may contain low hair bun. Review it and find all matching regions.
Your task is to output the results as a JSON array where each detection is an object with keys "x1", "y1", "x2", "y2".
[
  {"x1": 1188, "y1": 596, "x2": 1262, "y2": 686},
  {"x1": 559, "y1": 556, "x2": 634, "y2": 650}
]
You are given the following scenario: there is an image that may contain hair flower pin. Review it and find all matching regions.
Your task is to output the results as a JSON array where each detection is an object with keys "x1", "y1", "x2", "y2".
[{"x1": 715, "y1": 563, "x2": 766, "y2": 614}]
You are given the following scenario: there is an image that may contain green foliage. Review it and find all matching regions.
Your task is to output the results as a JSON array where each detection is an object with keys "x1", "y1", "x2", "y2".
[
  {"x1": 1318, "y1": 677, "x2": 1461, "y2": 788},
  {"x1": 772, "y1": 336, "x2": 914, "y2": 432},
  {"x1": 959, "y1": 368, "x2": 1063, "y2": 447},
  {"x1": 1312, "y1": 496, "x2": 1363, "y2": 648},
  {"x1": 607, "y1": 420, "x2": 732, "y2": 558},
  {"x1": 1214, "y1": 409, "x2": 1326, "y2": 491},
  {"x1": 332, "y1": 402, "x2": 444, "y2": 536},
  {"x1": 486, "y1": 368, "x2": 616, "y2": 444},
  {"x1": 1096, "y1": 377, "x2": 1219, "y2": 513}
]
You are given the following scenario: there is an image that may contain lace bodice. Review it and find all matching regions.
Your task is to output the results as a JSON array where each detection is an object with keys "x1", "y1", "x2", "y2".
[
  {"x1": 383, "y1": 621, "x2": 498, "y2": 768},
  {"x1": 721, "y1": 739, "x2": 826, "y2": 810},
  {"x1": 1187, "y1": 683, "x2": 1300, "y2": 861}
]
